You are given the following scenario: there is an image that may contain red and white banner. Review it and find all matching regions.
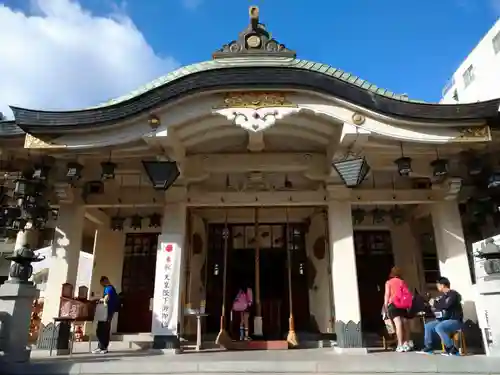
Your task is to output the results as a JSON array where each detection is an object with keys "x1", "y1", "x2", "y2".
[{"x1": 152, "y1": 237, "x2": 183, "y2": 335}]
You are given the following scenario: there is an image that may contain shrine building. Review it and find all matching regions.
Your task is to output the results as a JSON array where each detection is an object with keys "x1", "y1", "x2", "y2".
[{"x1": 1, "y1": 7, "x2": 500, "y2": 351}]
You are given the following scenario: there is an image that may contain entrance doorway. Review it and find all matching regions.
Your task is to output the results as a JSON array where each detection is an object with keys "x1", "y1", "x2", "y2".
[
  {"x1": 354, "y1": 230, "x2": 394, "y2": 334},
  {"x1": 205, "y1": 222, "x2": 310, "y2": 340},
  {"x1": 118, "y1": 233, "x2": 159, "y2": 333}
]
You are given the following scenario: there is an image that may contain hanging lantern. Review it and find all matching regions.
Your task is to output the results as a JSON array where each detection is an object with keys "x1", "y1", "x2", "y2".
[
  {"x1": 467, "y1": 155, "x2": 483, "y2": 176},
  {"x1": 101, "y1": 162, "x2": 117, "y2": 180},
  {"x1": 148, "y1": 114, "x2": 161, "y2": 130},
  {"x1": 430, "y1": 159, "x2": 448, "y2": 177},
  {"x1": 488, "y1": 169, "x2": 500, "y2": 189},
  {"x1": 66, "y1": 162, "x2": 84, "y2": 181},
  {"x1": 332, "y1": 157, "x2": 371, "y2": 187},
  {"x1": 352, "y1": 208, "x2": 366, "y2": 225},
  {"x1": 371, "y1": 208, "x2": 386, "y2": 224},
  {"x1": 390, "y1": 205, "x2": 405, "y2": 225},
  {"x1": 148, "y1": 213, "x2": 162, "y2": 228},
  {"x1": 110, "y1": 216, "x2": 125, "y2": 231},
  {"x1": 130, "y1": 214, "x2": 143, "y2": 230},
  {"x1": 394, "y1": 157, "x2": 412, "y2": 177},
  {"x1": 32, "y1": 165, "x2": 51, "y2": 180}
]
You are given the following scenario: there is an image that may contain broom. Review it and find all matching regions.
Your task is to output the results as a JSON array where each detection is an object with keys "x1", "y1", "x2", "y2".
[
  {"x1": 215, "y1": 209, "x2": 232, "y2": 348},
  {"x1": 253, "y1": 207, "x2": 263, "y2": 336},
  {"x1": 285, "y1": 207, "x2": 299, "y2": 348}
]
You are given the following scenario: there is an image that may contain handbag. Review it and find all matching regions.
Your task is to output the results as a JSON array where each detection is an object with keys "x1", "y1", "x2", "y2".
[{"x1": 94, "y1": 303, "x2": 108, "y2": 322}]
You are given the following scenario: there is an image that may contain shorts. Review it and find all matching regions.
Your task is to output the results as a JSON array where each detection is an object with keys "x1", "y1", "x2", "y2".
[{"x1": 387, "y1": 303, "x2": 408, "y2": 319}]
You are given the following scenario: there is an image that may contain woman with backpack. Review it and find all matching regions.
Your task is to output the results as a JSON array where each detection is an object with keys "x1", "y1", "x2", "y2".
[
  {"x1": 232, "y1": 282, "x2": 253, "y2": 341},
  {"x1": 383, "y1": 267, "x2": 413, "y2": 352}
]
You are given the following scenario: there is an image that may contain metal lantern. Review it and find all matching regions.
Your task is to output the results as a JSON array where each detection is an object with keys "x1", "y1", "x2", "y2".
[
  {"x1": 66, "y1": 162, "x2": 84, "y2": 181},
  {"x1": 32, "y1": 165, "x2": 51, "y2": 180},
  {"x1": 148, "y1": 213, "x2": 162, "y2": 228},
  {"x1": 488, "y1": 170, "x2": 500, "y2": 189},
  {"x1": 110, "y1": 216, "x2": 125, "y2": 231},
  {"x1": 394, "y1": 157, "x2": 412, "y2": 176},
  {"x1": 130, "y1": 214, "x2": 143, "y2": 230},
  {"x1": 390, "y1": 205, "x2": 406, "y2": 225},
  {"x1": 430, "y1": 159, "x2": 448, "y2": 177},
  {"x1": 142, "y1": 161, "x2": 180, "y2": 190},
  {"x1": 352, "y1": 208, "x2": 366, "y2": 225},
  {"x1": 371, "y1": 208, "x2": 387, "y2": 224},
  {"x1": 332, "y1": 157, "x2": 371, "y2": 187},
  {"x1": 101, "y1": 161, "x2": 117, "y2": 180}
]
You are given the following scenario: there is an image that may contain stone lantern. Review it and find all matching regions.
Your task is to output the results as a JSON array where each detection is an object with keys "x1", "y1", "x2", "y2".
[
  {"x1": 5, "y1": 243, "x2": 45, "y2": 284},
  {"x1": 0, "y1": 244, "x2": 44, "y2": 363}
]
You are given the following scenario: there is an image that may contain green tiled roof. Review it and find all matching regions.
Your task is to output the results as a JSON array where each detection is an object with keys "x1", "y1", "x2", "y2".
[{"x1": 90, "y1": 58, "x2": 424, "y2": 109}]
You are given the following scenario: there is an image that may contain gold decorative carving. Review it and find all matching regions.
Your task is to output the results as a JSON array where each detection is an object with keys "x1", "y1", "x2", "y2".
[
  {"x1": 351, "y1": 113, "x2": 365, "y2": 125},
  {"x1": 24, "y1": 134, "x2": 65, "y2": 149},
  {"x1": 216, "y1": 92, "x2": 297, "y2": 109},
  {"x1": 455, "y1": 126, "x2": 490, "y2": 142}
]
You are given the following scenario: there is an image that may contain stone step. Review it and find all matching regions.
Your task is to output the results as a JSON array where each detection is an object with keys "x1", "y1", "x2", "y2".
[{"x1": 4, "y1": 350, "x2": 500, "y2": 375}]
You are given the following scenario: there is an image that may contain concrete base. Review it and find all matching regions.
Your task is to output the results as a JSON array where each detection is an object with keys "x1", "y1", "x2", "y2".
[
  {"x1": 333, "y1": 346, "x2": 368, "y2": 355},
  {"x1": 0, "y1": 346, "x2": 31, "y2": 363},
  {"x1": 0, "y1": 282, "x2": 39, "y2": 363}
]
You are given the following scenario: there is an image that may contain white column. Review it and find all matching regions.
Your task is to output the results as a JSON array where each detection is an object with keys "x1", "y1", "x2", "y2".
[
  {"x1": 89, "y1": 225, "x2": 125, "y2": 333},
  {"x1": 151, "y1": 201, "x2": 187, "y2": 349},
  {"x1": 41, "y1": 201, "x2": 85, "y2": 325},
  {"x1": 431, "y1": 201, "x2": 477, "y2": 321},
  {"x1": 328, "y1": 200, "x2": 365, "y2": 353}
]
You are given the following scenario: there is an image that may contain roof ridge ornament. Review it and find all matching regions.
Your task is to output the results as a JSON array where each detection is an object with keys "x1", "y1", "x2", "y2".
[{"x1": 212, "y1": 6, "x2": 296, "y2": 59}]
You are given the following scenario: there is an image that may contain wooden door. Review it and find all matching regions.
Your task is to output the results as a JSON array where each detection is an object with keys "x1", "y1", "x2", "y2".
[
  {"x1": 288, "y1": 223, "x2": 311, "y2": 332},
  {"x1": 354, "y1": 230, "x2": 394, "y2": 333},
  {"x1": 118, "y1": 233, "x2": 159, "y2": 333},
  {"x1": 205, "y1": 225, "x2": 225, "y2": 334}
]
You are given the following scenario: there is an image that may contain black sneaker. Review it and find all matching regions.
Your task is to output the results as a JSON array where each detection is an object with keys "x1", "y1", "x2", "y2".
[
  {"x1": 416, "y1": 347, "x2": 434, "y2": 355},
  {"x1": 441, "y1": 346, "x2": 460, "y2": 356}
]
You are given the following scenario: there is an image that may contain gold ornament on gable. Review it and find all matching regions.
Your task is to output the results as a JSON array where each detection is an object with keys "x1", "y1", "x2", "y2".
[
  {"x1": 216, "y1": 92, "x2": 297, "y2": 110},
  {"x1": 454, "y1": 126, "x2": 490, "y2": 142},
  {"x1": 24, "y1": 134, "x2": 65, "y2": 149}
]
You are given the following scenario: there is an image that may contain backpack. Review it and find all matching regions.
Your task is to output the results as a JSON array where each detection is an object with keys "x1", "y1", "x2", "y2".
[
  {"x1": 392, "y1": 279, "x2": 413, "y2": 309},
  {"x1": 232, "y1": 290, "x2": 249, "y2": 312}
]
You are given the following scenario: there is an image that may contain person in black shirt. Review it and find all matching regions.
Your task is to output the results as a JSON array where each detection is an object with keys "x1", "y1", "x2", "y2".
[{"x1": 418, "y1": 277, "x2": 463, "y2": 356}]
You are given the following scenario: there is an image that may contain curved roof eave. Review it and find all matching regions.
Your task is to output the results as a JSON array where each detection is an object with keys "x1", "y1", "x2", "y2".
[
  {"x1": 0, "y1": 120, "x2": 25, "y2": 138},
  {"x1": 9, "y1": 58, "x2": 500, "y2": 133}
]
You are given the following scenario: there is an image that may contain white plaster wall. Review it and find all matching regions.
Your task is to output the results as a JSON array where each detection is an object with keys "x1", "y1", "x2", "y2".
[{"x1": 441, "y1": 19, "x2": 500, "y2": 103}]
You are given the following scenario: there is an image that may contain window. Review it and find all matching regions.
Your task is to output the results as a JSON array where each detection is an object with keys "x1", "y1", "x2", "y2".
[
  {"x1": 463, "y1": 65, "x2": 475, "y2": 87},
  {"x1": 493, "y1": 31, "x2": 500, "y2": 54}
]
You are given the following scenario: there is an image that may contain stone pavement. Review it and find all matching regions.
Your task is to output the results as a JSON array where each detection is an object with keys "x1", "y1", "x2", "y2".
[{"x1": 2, "y1": 347, "x2": 500, "y2": 375}]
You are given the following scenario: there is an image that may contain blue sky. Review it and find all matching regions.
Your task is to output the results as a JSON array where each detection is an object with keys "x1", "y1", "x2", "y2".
[
  {"x1": 1, "y1": 0, "x2": 499, "y2": 108},
  {"x1": 108, "y1": 0, "x2": 498, "y2": 102}
]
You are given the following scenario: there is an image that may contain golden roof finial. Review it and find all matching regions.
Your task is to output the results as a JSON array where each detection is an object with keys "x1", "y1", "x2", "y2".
[{"x1": 249, "y1": 6, "x2": 259, "y2": 22}]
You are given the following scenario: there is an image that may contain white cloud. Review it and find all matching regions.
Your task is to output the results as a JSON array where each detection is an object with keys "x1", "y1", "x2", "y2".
[{"x1": 0, "y1": 0, "x2": 178, "y2": 118}]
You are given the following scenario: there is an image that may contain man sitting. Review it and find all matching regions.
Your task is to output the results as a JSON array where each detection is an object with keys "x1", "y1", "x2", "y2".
[{"x1": 418, "y1": 277, "x2": 463, "y2": 356}]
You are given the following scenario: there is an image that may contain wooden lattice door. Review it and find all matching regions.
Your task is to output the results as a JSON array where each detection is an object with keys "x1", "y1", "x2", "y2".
[{"x1": 118, "y1": 233, "x2": 159, "y2": 333}]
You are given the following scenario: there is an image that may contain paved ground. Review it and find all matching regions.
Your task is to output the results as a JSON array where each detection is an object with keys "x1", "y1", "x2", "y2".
[{"x1": 3, "y1": 346, "x2": 500, "y2": 374}]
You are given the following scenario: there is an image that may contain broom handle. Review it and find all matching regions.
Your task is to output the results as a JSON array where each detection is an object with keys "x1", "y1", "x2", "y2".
[
  {"x1": 286, "y1": 208, "x2": 294, "y2": 323},
  {"x1": 254, "y1": 207, "x2": 261, "y2": 316},
  {"x1": 220, "y1": 209, "x2": 229, "y2": 329},
  {"x1": 322, "y1": 209, "x2": 335, "y2": 332}
]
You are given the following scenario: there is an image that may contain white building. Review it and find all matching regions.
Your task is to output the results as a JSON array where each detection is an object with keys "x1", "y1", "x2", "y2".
[{"x1": 441, "y1": 19, "x2": 500, "y2": 103}]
